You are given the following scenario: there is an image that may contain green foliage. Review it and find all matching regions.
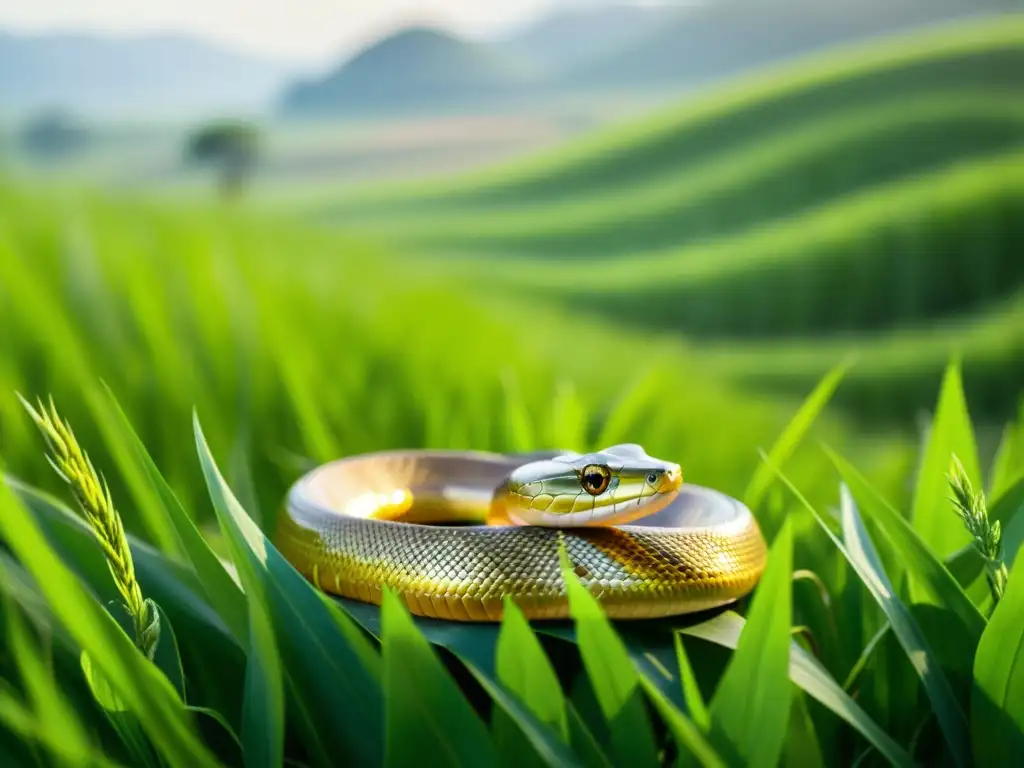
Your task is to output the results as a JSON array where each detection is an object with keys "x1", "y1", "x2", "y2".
[
  {"x1": 911, "y1": 361, "x2": 983, "y2": 560},
  {"x1": 0, "y1": 180, "x2": 872, "y2": 534},
  {"x1": 972, "y1": 545, "x2": 1024, "y2": 766},
  {"x1": 707, "y1": 520, "x2": 794, "y2": 768},
  {"x1": 2, "y1": 17, "x2": 1024, "y2": 757},
  {"x1": 0, "y1": 347, "x2": 1020, "y2": 767}
]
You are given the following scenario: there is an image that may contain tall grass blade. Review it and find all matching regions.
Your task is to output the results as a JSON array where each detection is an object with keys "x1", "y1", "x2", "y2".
[
  {"x1": 547, "y1": 379, "x2": 588, "y2": 451},
  {"x1": 0, "y1": 474, "x2": 220, "y2": 767},
  {"x1": 379, "y1": 588, "x2": 497, "y2": 767},
  {"x1": 496, "y1": 598, "x2": 568, "y2": 740},
  {"x1": 971, "y1": 543, "x2": 1024, "y2": 766},
  {"x1": 83, "y1": 384, "x2": 185, "y2": 561},
  {"x1": 745, "y1": 359, "x2": 850, "y2": 511},
  {"x1": 193, "y1": 412, "x2": 384, "y2": 767},
  {"x1": 636, "y1": 676, "x2": 726, "y2": 768},
  {"x1": 93, "y1": 383, "x2": 248, "y2": 642},
  {"x1": 500, "y1": 370, "x2": 536, "y2": 452},
  {"x1": 593, "y1": 366, "x2": 663, "y2": 449},
  {"x1": 4, "y1": 595, "x2": 95, "y2": 766},
  {"x1": 466, "y1": 663, "x2": 585, "y2": 768},
  {"x1": 493, "y1": 597, "x2": 571, "y2": 766},
  {"x1": 675, "y1": 633, "x2": 709, "y2": 731},
  {"x1": 241, "y1": 596, "x2": 284, "y2": 768},
  {"x1": 556, "y1": 543, "x2": 660, "y2": 768},
  {"x1": 196, "y1": 410, "x2": 288, "y2": 767},
  {"x1": 826, "y1": 446, "x2": 985, "y2": 642},
  {"x1": 783, "y1": 692, "x2": 825, "y2": 768},
  {"x1": 989, "y1": 418, "x2": 1024, "y2": 500},
  {"x1": 708, "y1": 520, "x2": 795, "y2": 768},
  {"x1": 781, "y1": 469, "x2": 971, "y2": 766},
  {"x1": 911, "y1": 360, "x2": 981, "y2": 559}
]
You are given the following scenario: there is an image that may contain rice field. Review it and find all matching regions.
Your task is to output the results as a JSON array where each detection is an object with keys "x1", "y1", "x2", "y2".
[{"x1": 0, "y1": 14, "x2": 1023, "y2": 768}]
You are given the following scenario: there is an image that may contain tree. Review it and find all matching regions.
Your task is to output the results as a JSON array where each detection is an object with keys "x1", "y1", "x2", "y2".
[{"x1": 184, "y1": 119, "x2": 260, "y2": 199}]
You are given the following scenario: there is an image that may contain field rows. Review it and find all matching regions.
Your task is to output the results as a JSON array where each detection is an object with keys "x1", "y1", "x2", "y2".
[
  {"x1": 306, "y1": 17, "x2": 1024, "y2": 425},
  {"x1": 335, "y1": 94, "x2": 1024, "y2": 260},
  {"x1": 320, "y1": 17, "x2": 1024, "y2": 216}
]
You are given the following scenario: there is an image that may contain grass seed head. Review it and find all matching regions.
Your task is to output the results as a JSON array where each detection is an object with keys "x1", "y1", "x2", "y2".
[
  {"x1": 946, "y1": 451, "x2": 1009, "y2": 604},
  {"x1": 18, "y1": 393, "x2": 160, "y2": 660}
]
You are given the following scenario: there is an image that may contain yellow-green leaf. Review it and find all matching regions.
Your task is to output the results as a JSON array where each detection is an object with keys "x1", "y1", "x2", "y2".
[
  {"x1": 0, "y1": 472, "x2": 219, "y2": 767},
  {"x1": 708, "y1": 519, "x2": 795, "y2": 768},
  {"x1": 745, "y1": 359, "x2": 850, "y2": 511},
  {"x1": 911, "y1": 360, "x2": 981, "y2": 558},
  {"x1": 380, "y1": 588, "x2": 497, "y2": 767},
  {"x1": 826, "y1": 446, "x2": 985, "y2": 644},
  {"x1": 557, "y1": 543, "x2": 659, "y2": 768},
  {"x1": 972, "y1": 544, "x2": 1024, "y2": 766}
]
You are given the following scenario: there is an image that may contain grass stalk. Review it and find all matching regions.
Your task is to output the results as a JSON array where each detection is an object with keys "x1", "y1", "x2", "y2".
[
  {"x1": 946, "y1": 452, "x2": 1009, "y2": 605},
  {"x1": 17, "y1": 394, "x2": 160, "y2": 660}
]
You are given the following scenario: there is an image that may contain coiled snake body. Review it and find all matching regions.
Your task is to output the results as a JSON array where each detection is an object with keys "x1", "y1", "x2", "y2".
[{"x1": 276, "y1": 444, "x2": 767, "y2": 621}]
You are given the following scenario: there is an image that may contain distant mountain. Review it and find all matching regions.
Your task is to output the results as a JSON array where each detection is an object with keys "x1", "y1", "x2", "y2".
[
  {"x1": 278, "y1": 27, "x2": 538, "y2": 118},
  {"x1": 0, "y1": 30, "x2": 298, "y2": 120},
  {"x1": 276, "y1": 0, "x2": 1018, "y2": 120},
  {"x1": 558, "y1": 0, "x2": 1017, "y2": 92}
]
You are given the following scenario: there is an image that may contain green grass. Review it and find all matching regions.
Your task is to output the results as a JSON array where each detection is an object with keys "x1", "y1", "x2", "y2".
[
  {"x1": 694, "y1": 292, "x2": 1024, "y2": 425},
  {"x1": 1, "y1": 17, "x2": 1024, "y2": 768},
  {"x1": 0, "y1": 185, "x2": 1022, "y2": 764},
  {"x1": 0, "y1": 180, "x2": 911, "y2": 540}
]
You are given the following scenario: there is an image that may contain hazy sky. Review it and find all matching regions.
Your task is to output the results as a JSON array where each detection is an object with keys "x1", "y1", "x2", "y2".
[{"x1": 0, "y1": 0, "x2": 573, "y2": 66}]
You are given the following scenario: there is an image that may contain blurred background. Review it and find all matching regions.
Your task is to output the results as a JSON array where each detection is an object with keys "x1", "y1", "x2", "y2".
[{"x1": 1, "y1": 0, "x2": 1023, "y2": 533}]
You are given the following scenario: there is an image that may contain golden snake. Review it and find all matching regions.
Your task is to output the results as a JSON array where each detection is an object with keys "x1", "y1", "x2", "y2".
[{"x1": 275, "y1": 444, "x2": 767, "y2": 621}]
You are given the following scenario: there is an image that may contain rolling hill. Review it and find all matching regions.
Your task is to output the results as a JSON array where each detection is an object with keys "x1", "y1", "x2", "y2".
[
  {"x1": 0, "y1": 30, "x2": 297, "y2": 119},
  {"x1": 311, "y1": 16, "x2": 1024, "y2": 424},
  {"x1": 278, "y1": 27, "x2": 539, "y2": 118}
]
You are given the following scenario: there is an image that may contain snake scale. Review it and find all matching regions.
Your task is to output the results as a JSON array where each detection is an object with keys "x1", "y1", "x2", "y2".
[{"x1": 275, "y1": 444, "x2": 767, "y2": 621}]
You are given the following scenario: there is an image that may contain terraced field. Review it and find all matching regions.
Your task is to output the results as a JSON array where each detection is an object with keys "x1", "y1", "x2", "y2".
[{"x1": 315, "y1": 17, "x2": 1024, "y2": 424}]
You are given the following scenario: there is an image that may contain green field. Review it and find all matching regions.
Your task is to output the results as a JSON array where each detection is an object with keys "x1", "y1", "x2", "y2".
[
  {"x1": 306, "y1": 17, "x2": 1024, "y2": 426},
  {"x1": 2, "y1": 13, "x2": 1024, "y2": 768},
  {"x1": 2, "y1": 163, "x2": 1023, "y2": 768},
  {"x1": 0, "y1": 181, "x2": 905, "y2": 523}
]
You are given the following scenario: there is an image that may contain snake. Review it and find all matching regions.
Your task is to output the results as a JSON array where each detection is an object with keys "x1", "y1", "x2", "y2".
[{"x1": 275, "y1": 443, "x2": 767, "y2": 621}]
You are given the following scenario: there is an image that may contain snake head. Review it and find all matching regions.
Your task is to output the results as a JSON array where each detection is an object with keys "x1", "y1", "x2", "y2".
[{"x1": 501, "y1": 443, "x2": 682, "y2": 527}]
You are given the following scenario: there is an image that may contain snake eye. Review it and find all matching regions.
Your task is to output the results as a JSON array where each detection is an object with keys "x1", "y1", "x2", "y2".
[
  {"x1": 580, "y1": 464, "x2": 611, "y2": 496},
  {"x1": 646, "y1": 472, "x2": 658, "y2": 485}
]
